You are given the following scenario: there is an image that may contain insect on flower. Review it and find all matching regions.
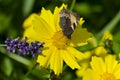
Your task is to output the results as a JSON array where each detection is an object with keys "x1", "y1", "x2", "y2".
[
  {"x1": 23, "y1": 3, "x2": 93, "y2": 75},
  {"x1": 59, "y1": 8, "x2": 80, "y2": 39}
]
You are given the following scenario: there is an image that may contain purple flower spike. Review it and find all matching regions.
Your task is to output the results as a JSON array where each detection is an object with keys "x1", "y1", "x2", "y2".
[
  {"x1": 5, "y1": 37, "x2": 19, "y2": 53},
  {"x1": 5, "y1": 37, "x2": 44, "y2": 58}
]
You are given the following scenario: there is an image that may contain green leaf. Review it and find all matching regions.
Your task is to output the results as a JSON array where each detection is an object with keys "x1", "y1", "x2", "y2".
[
  {"x1": 71, "y1": 25, "x2": 93, "y2": 46},
  {"x1": 96, "y1": 11, "x2": 120, "y2": 38},
  {"x1": 0, "y1": 13, "x2": 12, "y2": 33},
  {"x1": 1, "y1": 58, "x2": 13, "y2": 76},
  {"x1": 113, "y1": 31, "x2": 120, "y2": 54},
  {"x1": 22, "y1": 0, "x2": 35, "y2": 17}
]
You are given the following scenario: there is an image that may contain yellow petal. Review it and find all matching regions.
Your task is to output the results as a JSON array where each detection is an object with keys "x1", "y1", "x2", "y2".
[
  {"x1": 83, "y1": 51, "x2": 93, "y2": 59},
  {"x1": 100, "y1": 31, "x2": 113, "y2": 46},
  {"x1": 23, "y1": 26, "x2": 40, "y2": 41},
  {"x1": 71, "y1": 25, "x2": 93, "y2": 46},
  {"x1": 33, "y1": 15, "x2": 54, "y2": 37},
  {"x1": 94, "y1": 46, "x2": 107, "y2": 57},
  {"x1": 76, "y1": 62, "x2": 89, "y2": 77},
  {"x1": 40, "y1": 8, "x2": 56, "y2": 32},
  {"x1": 79, "y1": 18, "x2": 85, "y2": 26},
  {"x1": 105, "y1": 55, "x2": 117, "y2": 73},
  {"x1": 62, "y1": 49, "x2": 81, "y2": 69},
  {"x1": 54, "y1": 3, "x2": 67, "y2": 31},
  {"x1": 90, "y1": 56, "x2": 105, "y2": 74},
  {"x1": 102, "y1": 31, "x2": 113, "y2": 41},
  {"x1": 49, "y1": 47, "x2": 56, "y2": 70},
  {"x1": 23, "y1": 13, "x2": 37, "y2": 29},
  {"x1": 37, "y1": 47, "x2": 53, "y2": 68},
  {"x1": 23, "y1": 26, "x2": 51, "y2": 47},
  {"x1": 83, "y1": 69, "x2": 98, "y2": 80},
  {"x1": 67, "y1": 47, "x2": 85, "y2": 60},
  {"x1": 50, "y1": 47, "x2": 63, "y2": 75},
  {"x1": 114, "y1": 64, "x2": 120, "y2": 79}
]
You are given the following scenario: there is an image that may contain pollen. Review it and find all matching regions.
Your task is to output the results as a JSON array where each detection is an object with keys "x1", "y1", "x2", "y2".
[
  {"x1": 100, "y1": 72, "x2": 116, "y2": 80},
  {"x1": 52, "y1": 30, "x2": 69, "y2": 49}
]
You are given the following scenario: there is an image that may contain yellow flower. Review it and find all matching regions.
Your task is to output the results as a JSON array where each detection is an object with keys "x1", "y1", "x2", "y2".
[
  {"x1": 76, "y1": 32, "x2": 113, "y2": 77},
  {"x1": 76, "y1": 46, "x2": 107, "y2": 77},
  {"x1": 76, "y1": 38, "x2": 108, "y2": 77},
  {"x1": 100, "y1": 31, "x2": 113, "y2": 46},
  {"x1": 94, "y1": 46, "x2": 107, "y2": 57},
  {"x1": 83, "y1": 55, "x2": 120, "y2": 80},
  {"x1": 76, "y1": 51, "x2": 91, "y2": 77},
  {"x1": 23, "y1": 4, "x2": 92, "y2": 75},
  {"x1": 101, "y1": 31, "x2": 113, "y2": 41}
]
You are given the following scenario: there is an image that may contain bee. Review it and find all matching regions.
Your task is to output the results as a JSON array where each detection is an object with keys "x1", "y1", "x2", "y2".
[{"x1": 59, "y1": 8, "x2": 80, "y2": 39}]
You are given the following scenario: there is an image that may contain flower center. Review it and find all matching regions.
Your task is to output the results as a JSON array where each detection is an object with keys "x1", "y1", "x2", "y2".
[
  {"x1": 52, "y1": 31, "x2": 69, "y2": 49},
  {"x1": 100, "y1": 72, "x2": 116, "y2": 80}
]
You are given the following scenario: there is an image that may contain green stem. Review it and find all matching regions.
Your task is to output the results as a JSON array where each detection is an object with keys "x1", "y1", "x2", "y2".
[
  {"x1": 0, "y1": 44, "x2": 7, "y2": 47},
  {"x1": 23, "y1": 63, "x2": 38, "y2": 79},
  {"x1": 70, "y1": 0, "x2": 76, "y2": 11},
  {"x1": 96, "y1": 11, "x2": 120, "y2": 38}
]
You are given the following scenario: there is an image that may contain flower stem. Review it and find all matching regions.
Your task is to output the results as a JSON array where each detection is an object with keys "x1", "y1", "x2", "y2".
[
  {"x1": 23, "y1": 63, "x2": 38, "y2": 79},
  {"x1": 0, "y1": 44, "x2": 7, "y2": 47},
  {"x1": 70, "y1": 0, "x2": 76, "y2": 11}
]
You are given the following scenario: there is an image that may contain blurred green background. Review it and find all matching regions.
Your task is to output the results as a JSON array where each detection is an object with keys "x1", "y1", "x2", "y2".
[{"x1": 0, "y1": 0, "x2": 120, "y2": 80}]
